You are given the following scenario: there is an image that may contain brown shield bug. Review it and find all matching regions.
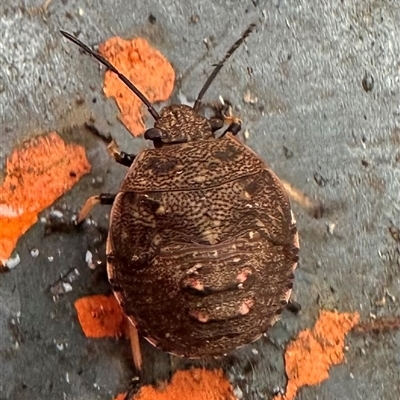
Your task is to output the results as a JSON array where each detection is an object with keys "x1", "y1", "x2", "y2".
[{"x1": 60, "y1": 24, "x2": 300, "y2": 371}]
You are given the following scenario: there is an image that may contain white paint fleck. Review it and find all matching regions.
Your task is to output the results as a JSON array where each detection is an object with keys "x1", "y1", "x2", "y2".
[
  {"x1": 62, "y1": 283, "x2": 73, "y2": 293},
  {"x1": 0, "y1": 204, "x2": 24, "y2": 217},
  {"x1": 234, "y1": 386, "x2": 243, "y2": 399},
  {"x1": 50, "y1": 209, "x2": 63, "y2": 218},
  {"x1": 85, "y1": 250, "x2": 95, "y2": 269},
  {"x1": 4, "y1": 253, "x2": 21, "y2": 269},
  {"x1": 327, "y1": 222, "x2": 336, "y2": 234},
  {"x1": 56, "y1": 343, "x2": 64, "y2": 351},
  {"x1": 243, "y1": 89, "x2": 258, "y2": 104}
]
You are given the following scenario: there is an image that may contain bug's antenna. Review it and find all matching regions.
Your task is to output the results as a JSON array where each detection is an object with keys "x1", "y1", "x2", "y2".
[
  {"x1": 60, "y1": 30, "x2": 160, "y2": 121},
  {"x1": 193, "y1": 24, "x2": 256, "y2": 112}
]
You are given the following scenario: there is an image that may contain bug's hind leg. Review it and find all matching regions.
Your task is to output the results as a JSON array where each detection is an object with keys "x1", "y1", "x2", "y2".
[
  {"x1": 76, "y1": 193, "x2": 116, "y2": 223},
  {"x1": 281, "y1": 180, "x2": 324, "y2": 219},
  {"x1": 85, "y1": 123, "x2": 136, "y2": 167}
]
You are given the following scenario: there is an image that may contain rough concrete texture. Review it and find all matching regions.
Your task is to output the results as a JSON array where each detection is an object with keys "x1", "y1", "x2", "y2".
[{"x1": 1, "y1": 0, "x2": 399, "y2": 399}]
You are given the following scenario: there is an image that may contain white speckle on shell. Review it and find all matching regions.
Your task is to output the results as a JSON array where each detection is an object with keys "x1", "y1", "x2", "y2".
[{"x1": 193, "y1": 175, "x2": 207, "y2": 183}]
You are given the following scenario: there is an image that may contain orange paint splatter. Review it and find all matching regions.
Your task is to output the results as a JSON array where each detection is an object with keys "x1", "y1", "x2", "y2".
[
  {"x1": 99, "y1": 37, "x2": 175, "y2": 136},
  {"x1": 0, "y1": 132, "x2": 90, "y2": 266},
  {"x1": 113, "y1": 394, "x2": 127, "y2": 400},
  {"x1": 74, "y1": 294, "x2": 127, "y2": 338},
  {"x1": 273, "y1": 310, "x2": 360, "y2": 400},
  {"x1": 114, "y1": 369, "x2": 237, "y2": 400}
]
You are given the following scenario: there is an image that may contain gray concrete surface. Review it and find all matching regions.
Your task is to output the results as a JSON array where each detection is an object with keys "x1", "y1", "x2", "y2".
[{"x1": 1, "y1": 0, "x2": 400, "y2": 399}]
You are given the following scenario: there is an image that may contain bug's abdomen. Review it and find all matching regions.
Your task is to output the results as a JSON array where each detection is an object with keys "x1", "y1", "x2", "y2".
[
  {"x1": 107, "y1": 169, "x2": 298, "y2": 357},
  {"x1": 111, "y1": 230, "x2": 298, "y2": 357}
]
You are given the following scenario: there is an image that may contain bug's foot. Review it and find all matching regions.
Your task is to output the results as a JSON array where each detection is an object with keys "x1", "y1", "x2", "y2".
[
  {"x1": 287, "y1": 299, "x2": 302, "y2": 314},
  {"x1": 123, "y1": 375, "x2": 141, "y2": 400}
]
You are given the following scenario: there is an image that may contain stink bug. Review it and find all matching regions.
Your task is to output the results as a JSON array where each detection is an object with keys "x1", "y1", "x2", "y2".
[{"x1": 61, "y1": 24, "x2": 303, "y2": 371}]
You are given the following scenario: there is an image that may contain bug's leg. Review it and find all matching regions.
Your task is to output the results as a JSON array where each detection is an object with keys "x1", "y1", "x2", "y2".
[
  {"x1": 287, "y1": 299, "x2": 302, "y2": 314},
  {"x1": 221, "y1": 120, "x2": 241, "y2": 137},
  {"x1": 123, "y1": 376, "x2": 141, "y2": 400},
  {"x1": 107, "y1": 140, "x2": 136, "y2": 167},
  {"x1": 76, "y1": 193, "x2": 116, "y2": 223},
  {"x1": 218, "y1": 105, "x2": 242, "y2": 138},
  {"x1": 128, "y1": 320, "x2": 143, "y2": 371},
  {"x1": 84, "y1": 123, "x2": 136, "y2": 167},
  {"x1": 281, "y1": 180, "x2": 324, "y2": 218}
]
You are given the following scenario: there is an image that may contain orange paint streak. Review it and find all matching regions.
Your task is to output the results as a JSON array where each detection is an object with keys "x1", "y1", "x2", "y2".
[
  {"x1": 99, "y1": 37, "x2": 175, "y2": 136},
  {"x1": 114, "y1": 369, "x2": 237, "y2": 400},
  {"x1": 273, "y1": 310, "x2": 360, "y2": 400},
  {"x1": 74, "y1": 294, "x2": 127, "y2": 338},
  {"x1": 0, "y1": 132, "x2": 91, "y2": 266}
]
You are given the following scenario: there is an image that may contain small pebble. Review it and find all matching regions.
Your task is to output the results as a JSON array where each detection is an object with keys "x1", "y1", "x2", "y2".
[
  {"x1": 327, "y1": 222, "x2": 336, "y2": 235},
  {"x1": 30, "y1": 248, "x2": 39, "y2": 258},
  {"x1": 233, "y1": 386, "x2": 243, "y2": 399},
  {"x1": 85, "y1": 250, "x2": 95, "y2": 269},
  {"x1": 51, "y1": 209, "x2": 63, "y2": 218}
]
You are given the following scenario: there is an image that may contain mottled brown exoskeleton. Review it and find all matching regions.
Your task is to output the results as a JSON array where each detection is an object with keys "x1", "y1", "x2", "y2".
[{"x1": 61, "y1": 25, "x2": 302, "y2": 371}]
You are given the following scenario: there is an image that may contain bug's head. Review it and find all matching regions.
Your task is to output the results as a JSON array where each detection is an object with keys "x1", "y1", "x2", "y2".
[
  {"x1": 144, "y1": 104, "x2": 224, "y2": 144},
  {"x1": 60, "y1": 24, "x2": 255, "y2": 146}
]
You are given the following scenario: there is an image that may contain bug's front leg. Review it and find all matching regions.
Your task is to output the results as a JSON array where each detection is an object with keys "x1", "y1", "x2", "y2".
[
  {"x1": 107, "y1": 140, "x2": 136, "y2": 167},
  {"x1": 84, "y1": 123, "x2": 136, "y2": 167},
  {"x1": 218, "y1": 105, "x2": 242, "y2": 138},
  {"x1": 76, "y1": 193, "x2": 116, "y2": 223}
]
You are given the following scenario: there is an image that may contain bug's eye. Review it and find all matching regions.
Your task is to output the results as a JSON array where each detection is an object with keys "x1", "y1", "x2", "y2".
[
  {"x1": 209, "y1": 118, "x2": 224, "y2": 132},
  {"x1": 144, "y1": 128, "x2": 163, "y2": 140}
]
